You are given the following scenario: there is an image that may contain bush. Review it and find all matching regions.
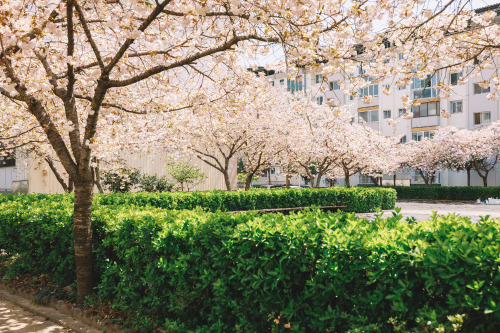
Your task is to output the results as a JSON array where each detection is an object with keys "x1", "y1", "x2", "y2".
[
  {"x1": 387, "y1": 186, "x2": 500, "y2": 201},
  {"x1": 102, "y1": 168, "x2": 141, "y2": 193},
  {"x1": 138, "y1": 174, "x2": 174, "y2": 192},
  {"x1": 95, "y1": 187, "x2": 396, "y2": 213},
  {"x1": 1, "y1": 201, "x2": 499, "y2": 332}
]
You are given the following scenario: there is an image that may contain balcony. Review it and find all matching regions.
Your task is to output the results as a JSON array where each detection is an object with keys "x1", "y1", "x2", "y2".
[{"x1": 411, "y1": 115, "x2": 440, "y2": 128}]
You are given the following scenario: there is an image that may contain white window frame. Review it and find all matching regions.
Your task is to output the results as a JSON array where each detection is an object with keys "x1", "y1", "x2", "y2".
[
  {"x1": 473, "y1": 83, "x2": 490, "y2": 94},
  {"x1": 383, "y1": 110, "x2": 391, "y2": 119},
  {"x1": 358, "y1": 110, "x2": 379, "y2": 123},
  {"x1": 474, "y1": 111, "x2": 491, "y2": 125},
  {"x1": 450, "y1": 100, "x2": 463, "y2": 114},
  {"x1": 411, "y1": 130, "x2": 435, "y2": 141}
]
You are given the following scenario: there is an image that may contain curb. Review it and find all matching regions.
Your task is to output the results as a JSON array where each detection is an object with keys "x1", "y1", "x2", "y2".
[{"x1": 0, "y1": 285, "x2": 104, "y2": 333}]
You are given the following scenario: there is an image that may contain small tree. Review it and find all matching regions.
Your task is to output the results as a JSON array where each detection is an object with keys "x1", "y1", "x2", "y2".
[{"x1": 165, "y1": 160, "x2": 206, "y2": 191}]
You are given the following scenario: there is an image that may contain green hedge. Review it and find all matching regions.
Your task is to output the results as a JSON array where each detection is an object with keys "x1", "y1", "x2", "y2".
[
  {"x1": 387, "y1": 186, "x2": 500, "y2": 201},
  {"x1": 94, "y1": 187, "x2": 396, "y2": 213},
  {"x1": 1, "y1": 200, "x2": 499, "y2": 332},
  {"x1": 0, "y1": 187, "x2": 396, "y2": 213}
]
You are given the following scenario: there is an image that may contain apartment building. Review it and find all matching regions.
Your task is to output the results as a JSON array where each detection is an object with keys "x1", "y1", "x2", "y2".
[{"x1": 251, "y1": 51, "x2": 500, "y2": 188}]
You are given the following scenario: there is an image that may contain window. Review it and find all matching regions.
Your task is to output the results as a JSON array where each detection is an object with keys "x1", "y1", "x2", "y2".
[
  {"x1": 383, "y1": 110, "x2": 392, "y2": 119},
  {"x1": 412, "y1": 130, "x2": 435, "y2": 141},
  {"x1": 398, "y1": 53, "x2": 404, "y2": 60},
  {"x1": 287, "y1": 78, "x2": 303, "y2": 93},
  {"x1": 279, "y1": 79, "x2": 284, "y2": 85},
  {"x1": 0, "y1": 151, "x2": 15, "y2": 167},
  {"x1": 474, "y1": 111, "x2": 491, "y2": 125},
  {"x1": 400, "y1": 135, "x2": 407, "y2": 143},
  {"x1": 450, "y1": 100, "x2": 463, "y2": 114},
  {"x1": 412, "y1": 74, "x2": 438, "y2": 99},
  {"x1": 359, "y1": 84, "x2": 379, "y2": 98},
  {"x1": 329, "y1": 81, "x2": 340, "y2": 90},
  {"x1": 271, "y1": 81, "x2": 275, "y2": 86},
  {"x1": 358, "y1": 110, "x2": 379, "y2": 122},
  {"x1": 398, "y1": 85, "x2": 406, "y2": 90},
  {"x1": 473, "y1": 83, "x2": 490, "y2": 94},
  {"x1": 315, "y1": 74, "x2": 323, "y2": 83},
  {"x1": 271, "y1": 168, "x2": 276, "y2": 175},
  {"x1": 450, "y1": 72, "x2": 462, "y2": 85},
  {"x1": 398, "y1": 108, "x2": 406, "y2": 117},
  {"x1": 317, "y1": 96, "x2": 323, "y2": 105},
  {"x1": 383, "y1": 84, "x2": 390, "y2": 89},
  {"x1": 349, "y1": 95, "x2": 354, "y2": 101},
  {"x1": 411, "y1": 101, "x2": 440, "y2": 118}
]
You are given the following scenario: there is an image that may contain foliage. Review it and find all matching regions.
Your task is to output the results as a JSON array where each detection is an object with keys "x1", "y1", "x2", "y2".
[
  {"x1": 95, "y1": 187, "x2": 396, "y2": 213},
  {"x1": 102, "y1": 168, "x2": 174, "y2": 193},
  {"x1": 165, "y1": 160, "x2": 207, "y2": 191},
  {"x1": 102, "y1": 168, "x2": 141, "y2": 193},
  {"x1": 1, "y1": 201, "x2": 500, "y2": 332},
  {"x1": 138, "y1": 174, "x2": 174, "y2": 193},
  {"x1": 387, "y1": 186, "x2": 500, "y2": 201}
]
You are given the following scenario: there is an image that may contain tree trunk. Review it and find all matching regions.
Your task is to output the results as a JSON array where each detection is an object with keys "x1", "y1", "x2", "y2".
[
  {"x1": 245, "y1": 172, "x2": 254, "y2": 190},
  {"x1": 482, "y1": 172, "x2": 488, "y2": 187},
  {"x1": 286, "y1": 174, "x2": 291, "y2": 188},
  {"x1": 94, "y1": 165, "x2": 104, "y2": 193},
  {"x1": 45, "y1": 158, "x2": 70, "y2": 192},
  {"x1": 267, "y1": 168, "x2": 271, "y2": 185},
  {"x1": 466, "y1": 167, "x2": 471, "y2": 186},
  {"x1": 393, "y1": 174, "x2": 396, "y2": 186},
  {"x1": 419, "y1": 170, "x2": 430, "y2": 186},
  {"x1": 73, "y1": 180, "x2": 95, "y2": 307},
  {"x1": 344, "y1": 169, "x2": 351, "y2": 188},
  {"x1": 223, "y1": 170, "x2": 232, "y2": 190},
  {"x1": 329, "y1": 178, "x2": 334, "y2": 187},
  {"x1": 315, "y1": 172, "x2": 324, "y2": 188},
  {"x1": 370, "y1": 176, "x2": 379, "y2": 186}
]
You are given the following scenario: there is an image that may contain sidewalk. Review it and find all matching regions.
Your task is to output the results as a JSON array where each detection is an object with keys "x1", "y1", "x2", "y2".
[
  {"x1": 358, "y1": 200, "x2": 500, "y2": 222},
  {"x1": 0, "y1": 297, "x2": 70, "y2": 332},
  {"x1": 0, "y1": 289, "x2": 101, "y2": 333}
]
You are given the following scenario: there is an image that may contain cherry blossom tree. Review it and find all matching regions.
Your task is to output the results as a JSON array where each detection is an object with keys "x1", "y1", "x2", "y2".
[{"x1": 1, "y1": 0, "x2": 498, "y2": 306}]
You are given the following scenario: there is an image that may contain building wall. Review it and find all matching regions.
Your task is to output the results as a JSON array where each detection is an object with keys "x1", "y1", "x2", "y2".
[
  {"x1": 25, "y1": 151, "x2": 237, "y2": 194},
  {"x1": 265, "y1": 67, "x2": 500, "y2": 187}
]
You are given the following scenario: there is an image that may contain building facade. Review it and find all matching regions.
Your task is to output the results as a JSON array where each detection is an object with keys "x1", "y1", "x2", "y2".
[{"x1": 253, "y1": 63, "x2": 500, "y2": 187}]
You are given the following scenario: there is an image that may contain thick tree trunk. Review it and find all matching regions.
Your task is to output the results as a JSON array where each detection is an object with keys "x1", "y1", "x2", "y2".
[
  {"x1": 286, "y1": 174, "x2": 291, "y2": 188},
  {"x1": 370, "y1": 176, "x2": 379, "y2": 186},
  {"x1": 329, "y1": 178, "x2": 334, "y2": 187},
  {"x1": 73, "y1": 180, "x2": 94, "y2": 307},
  {"x1": 344, "y1": 169, "x2": 351, "y2": 188},
  {"x1": 244, "y1": 172, "x2": 254, "y2": 190}
]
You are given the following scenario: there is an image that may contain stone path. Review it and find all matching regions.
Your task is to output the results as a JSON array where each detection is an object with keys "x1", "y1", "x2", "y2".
[
  {"x1": 358, "y1": 200, "x2": 500, "y2": 222},
  {"x1": 0, "y1": 298, "x2": 70, "y2": 333}
]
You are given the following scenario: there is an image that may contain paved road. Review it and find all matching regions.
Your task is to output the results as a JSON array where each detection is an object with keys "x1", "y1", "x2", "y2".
[
  {"x1": 358, "y1": 200, "x2": 500, "y2": 222},
  {"x1": 0, "y1": 298, "x2": 69, "y2": 333}
]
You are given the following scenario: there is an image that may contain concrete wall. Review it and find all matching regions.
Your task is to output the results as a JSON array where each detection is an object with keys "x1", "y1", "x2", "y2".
[{"x1": 26, "y1": 151, "x2": 237, "y2": 194}]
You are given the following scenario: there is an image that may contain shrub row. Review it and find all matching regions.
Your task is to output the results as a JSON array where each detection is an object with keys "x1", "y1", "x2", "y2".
[
  {"x1": 0, "y1": 200, "x2": 499, "y2": 332},
  {"x1": 0, "y1": 187, "x2": 396, "y2": 213},
  {"x1": 95, "y1": 187, "x2": 396, "y2": 213},
  {"x1": 387, "y1": 186, "x2": 500, "y2": 201}
]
